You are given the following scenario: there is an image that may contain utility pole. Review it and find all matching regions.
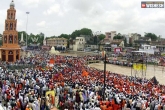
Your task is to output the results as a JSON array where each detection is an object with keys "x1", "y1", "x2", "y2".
[{"x1": 26, "y1": 12, "x2": 30, "y2": 48}]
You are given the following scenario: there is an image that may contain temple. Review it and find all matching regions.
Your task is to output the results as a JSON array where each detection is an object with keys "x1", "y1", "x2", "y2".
[{"x1": 0, "y1": 0, "x2": 21, "y2": 62}]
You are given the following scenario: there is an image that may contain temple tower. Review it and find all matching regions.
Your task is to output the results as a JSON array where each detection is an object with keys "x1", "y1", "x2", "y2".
[{"x1": 0, "y1": 0, "x2": 21, "y2": 62}]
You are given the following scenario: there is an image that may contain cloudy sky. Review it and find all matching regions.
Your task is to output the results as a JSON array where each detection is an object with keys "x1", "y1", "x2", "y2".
[{"x1": 0, "y1": 0, "x2": 164, "y2": 37}]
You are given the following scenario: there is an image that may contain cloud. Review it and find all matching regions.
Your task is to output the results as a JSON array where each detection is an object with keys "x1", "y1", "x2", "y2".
[
  {"x1": 0, "y1": 0, "x2": 164, "y2": 37},
  {"x1": 37, "y1": 21, "x2": 46, "y2": 27},
  {"x1": 43, "y1": 4, "x2": 63, "y2": 16}
]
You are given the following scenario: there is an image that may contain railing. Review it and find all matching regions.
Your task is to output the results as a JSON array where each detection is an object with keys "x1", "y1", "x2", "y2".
[
  {"x1": 5, "y1": 64, "x2": 46, "y2": 70},
  {"x1": 86, "y1": 60, "x2": 100, "y2": 65},
  {"x1": 6, "y1": 64, "x2": 36, "y2": 70}
]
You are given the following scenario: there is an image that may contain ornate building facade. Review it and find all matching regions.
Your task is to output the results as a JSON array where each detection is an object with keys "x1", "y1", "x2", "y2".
[{"x1": 0, "y1": 0, "x2": 21, "y2": 62}]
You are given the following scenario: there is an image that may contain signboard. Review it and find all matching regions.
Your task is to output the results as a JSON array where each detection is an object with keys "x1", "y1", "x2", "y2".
[
  {"x1": 141, "y1": 1, "x2": 164, "y2": 8},
  {"x1": 114, "y1": 48, "x2": 122, "y2": 53},
  {"x1": 133, "y1": 63, "x2": 146, "y2": 70}
]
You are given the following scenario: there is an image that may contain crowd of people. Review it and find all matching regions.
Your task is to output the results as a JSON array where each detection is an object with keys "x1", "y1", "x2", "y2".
[{"x1": 0, "y1": 50, "x2": 165, "y2": 110}]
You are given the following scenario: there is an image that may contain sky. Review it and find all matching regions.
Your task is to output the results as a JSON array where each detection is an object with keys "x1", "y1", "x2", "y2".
[{"x1": 0, "y1": 0, "x2": 165, "y2": 37}]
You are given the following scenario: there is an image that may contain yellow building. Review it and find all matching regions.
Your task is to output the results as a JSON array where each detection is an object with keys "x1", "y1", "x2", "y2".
[{"x1": 46, "y1": 37, "x2": 67, "y2": 47}]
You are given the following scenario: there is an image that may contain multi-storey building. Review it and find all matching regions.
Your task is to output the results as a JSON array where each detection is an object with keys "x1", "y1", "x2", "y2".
[
  {"x1": 46, "y1": 37, "x2": 67, "y2": 47},
  {"x1": 105, "y1": 31, "x2": 116, "y2": 42},
  {"x1": 73, "y1": 37, "x2": 86, "y2": 51},
  {"x1": 0, "y1": 0, "x2": 21, "y2": 62}
]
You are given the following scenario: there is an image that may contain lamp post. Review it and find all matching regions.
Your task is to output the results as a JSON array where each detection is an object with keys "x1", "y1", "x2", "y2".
[
  {"x1": 103, "y1": 53, "x2": 106, "y2": 100},
  {"x1": 26, "y1": 12, "x2": 30, "y2": 48}
]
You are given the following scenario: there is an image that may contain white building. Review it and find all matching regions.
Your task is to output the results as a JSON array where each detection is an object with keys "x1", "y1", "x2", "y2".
[
  {"x1": 105, "y1": 31, "x2": 117, "y2": 42},
  {"x1": 73, "y1": 37, "x2": 86, "y2": 51},
  {"x1": 139, "y1": 44, "x2": 158, "y2": 54}
]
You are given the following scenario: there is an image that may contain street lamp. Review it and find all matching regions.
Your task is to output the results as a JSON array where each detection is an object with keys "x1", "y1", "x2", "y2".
[
  {"x1": 26, "y1": 12, "x2": 30, "y2": 48},
  {"x1": 103, "y1": 53, "x2": 106, "y2": 100}
]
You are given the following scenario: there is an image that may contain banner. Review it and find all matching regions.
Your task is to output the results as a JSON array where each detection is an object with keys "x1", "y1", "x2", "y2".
[
  {"x1": 133, "y1": 64, "x2": 146, "y2": 70},
  {"x1": 46, "y1": 90, "x2": 55, "y2": 97}
]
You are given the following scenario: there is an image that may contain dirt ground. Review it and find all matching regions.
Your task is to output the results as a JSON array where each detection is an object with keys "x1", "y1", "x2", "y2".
[{"x1": 89, "y1": 63, "x2": 165, "y2": 85}]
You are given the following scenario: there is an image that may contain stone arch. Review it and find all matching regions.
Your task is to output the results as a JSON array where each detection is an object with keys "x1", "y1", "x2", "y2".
[
  {"x1": 8, "y1": 12, "x2": 10, "y2": 19},
  {"x1": 9, "y1": 34, "x2": 13, "y2": 43},
  {"x1": 2, "y1": 50, "x2": 5, "y2": 55},
  {"x1": 10, "y1": 23, "x2": 13, "y2": 30},
  {"x1": 6, "y1": 22, "x2": 8, "y2": 30},
  {"x1": 8, "y1": 51, "x2": 13, "y2": 55},
  {"x1": 14, "y1": 35, "x2": 17, "y2": 43},
  {"x1": 4, "y1": 35, "x2": 7, "y2": 43}
]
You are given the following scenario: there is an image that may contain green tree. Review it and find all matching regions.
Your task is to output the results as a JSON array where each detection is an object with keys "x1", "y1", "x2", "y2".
[
  {"x1": 71, "y1": 28, "x2": 92, "y2": 39},
  {"x1": 113, "y1": 33, "x2": 124, "y2": 39},
  {"x1": 124, "y1": 38, "x2": 127, "y2": 47},
  {"x1": 144, "y1": 33, "x2": 157, "y2": 41},
  {"x1": 98, "y1": 34, "x2": 105, "y2": 40},
  {"x1": 58, "y1": 34, "x2": 69, "y2": 39}
]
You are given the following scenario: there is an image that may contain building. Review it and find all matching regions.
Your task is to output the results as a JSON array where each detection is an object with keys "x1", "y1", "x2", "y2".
[
  {"x1": 73, "y1": 37, "x2": 86, "y2": 51},
  {"x1": 46, "y1": 37, "x2": 67, "y2": 47},
  {"x1": 139, "y1": 44, "x2": 159, "y2": 54},
  {"x1": 105, "y1": 31, "x2": 116, "y2": 41},
  {"x1": 111, "y1": 39, "x2": 124, "y2": 47},
  {"x1": 0, "y1": 0, "x2": 21, "y2": 62},
  {"x1": 129, "y1": 33, "x2": 141, "y2": 44}
]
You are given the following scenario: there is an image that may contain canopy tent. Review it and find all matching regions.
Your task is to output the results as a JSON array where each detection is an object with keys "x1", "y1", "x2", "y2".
[{"x1": 0, "y1": 105, "x2": 4, "y2": 110}]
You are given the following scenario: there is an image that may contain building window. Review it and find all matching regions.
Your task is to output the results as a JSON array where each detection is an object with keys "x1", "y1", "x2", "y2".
[{"x1": 9, "y1": 35, "x2": 13, "y2": 43}]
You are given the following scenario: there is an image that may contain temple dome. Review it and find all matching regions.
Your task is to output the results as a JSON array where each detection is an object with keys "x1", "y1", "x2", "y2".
[{"x1": 10, "y1": 0, "x2": 15, "y2": 7}]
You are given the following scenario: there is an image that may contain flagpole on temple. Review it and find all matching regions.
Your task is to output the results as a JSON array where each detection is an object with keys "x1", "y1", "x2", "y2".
[{"x1": 103, "y1": 53, "x2": 106, "y2": 100}]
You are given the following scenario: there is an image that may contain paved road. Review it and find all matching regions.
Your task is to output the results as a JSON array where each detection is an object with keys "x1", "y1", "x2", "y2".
[{"x1": 89, "y1": 63, "x2": 165, "y2": 84}]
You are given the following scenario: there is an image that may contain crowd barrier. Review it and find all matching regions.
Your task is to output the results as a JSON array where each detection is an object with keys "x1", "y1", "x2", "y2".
[
  {"x1": 86, "y1": 60, "x2": 100, "y2": 64},
  {"x1": 107, "y1": 60, "x2": 133, "y2": 67},
  {"x1": 5, "y1": 64, "x2": 47, "y2": 70}
]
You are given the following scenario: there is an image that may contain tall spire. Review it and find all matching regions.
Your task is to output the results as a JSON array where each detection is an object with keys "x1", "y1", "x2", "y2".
[{"x1": 10, "y1": 0, "x2": 15, "y2": 7}]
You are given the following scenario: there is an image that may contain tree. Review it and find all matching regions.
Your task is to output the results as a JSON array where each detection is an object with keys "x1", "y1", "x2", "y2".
[
  {"x1": 113, "y1": 33, "x2": 124, "y2": 39},
  {"x1": 124, "y1": 38, "x2": 127, "y2": 47},
  {"x1": 144, "y1": 33, "x2": 157, "y2": 41},
  {"x1": 58, "y1": 34, "x2": 69, "y2": 39},
  {"x1": 98, "y1": 34, "x2": 105, "y2": 40},
  {"x1": 71, "y1": 28, "x2": 92, "y2": 39}
]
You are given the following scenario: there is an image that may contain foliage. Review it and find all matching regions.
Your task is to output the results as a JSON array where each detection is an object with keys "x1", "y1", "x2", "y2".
[
  {"x1": 113, "y1": 33, "x2": 124, "y2": 39},
  {"x1": 124, "y1": 38, "x2": 127, "y2": 47},
  {"x1": 144, "y1": 33, "x2": 157, "y2": 41},
  {"x1": 58, "y1": 34, "x2": 70, "y2": 39},
  {"x1": 98, "y1": 34, "x2": 105, "y2": 40},
  {"x1": 71, "y1": 28, "x2": 92, "y2": 39},
  {"x1": 18, "y1": 31, "x2": 45, "y2": 45}
]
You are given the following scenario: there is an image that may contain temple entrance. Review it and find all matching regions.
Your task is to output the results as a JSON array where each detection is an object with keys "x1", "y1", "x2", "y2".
[
  {"x1": 2, "y1": 55, "x2": 6, "y2": 61},
  {"x1": 8, "y1": 51, "x2": 13, "y2": 62}
]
